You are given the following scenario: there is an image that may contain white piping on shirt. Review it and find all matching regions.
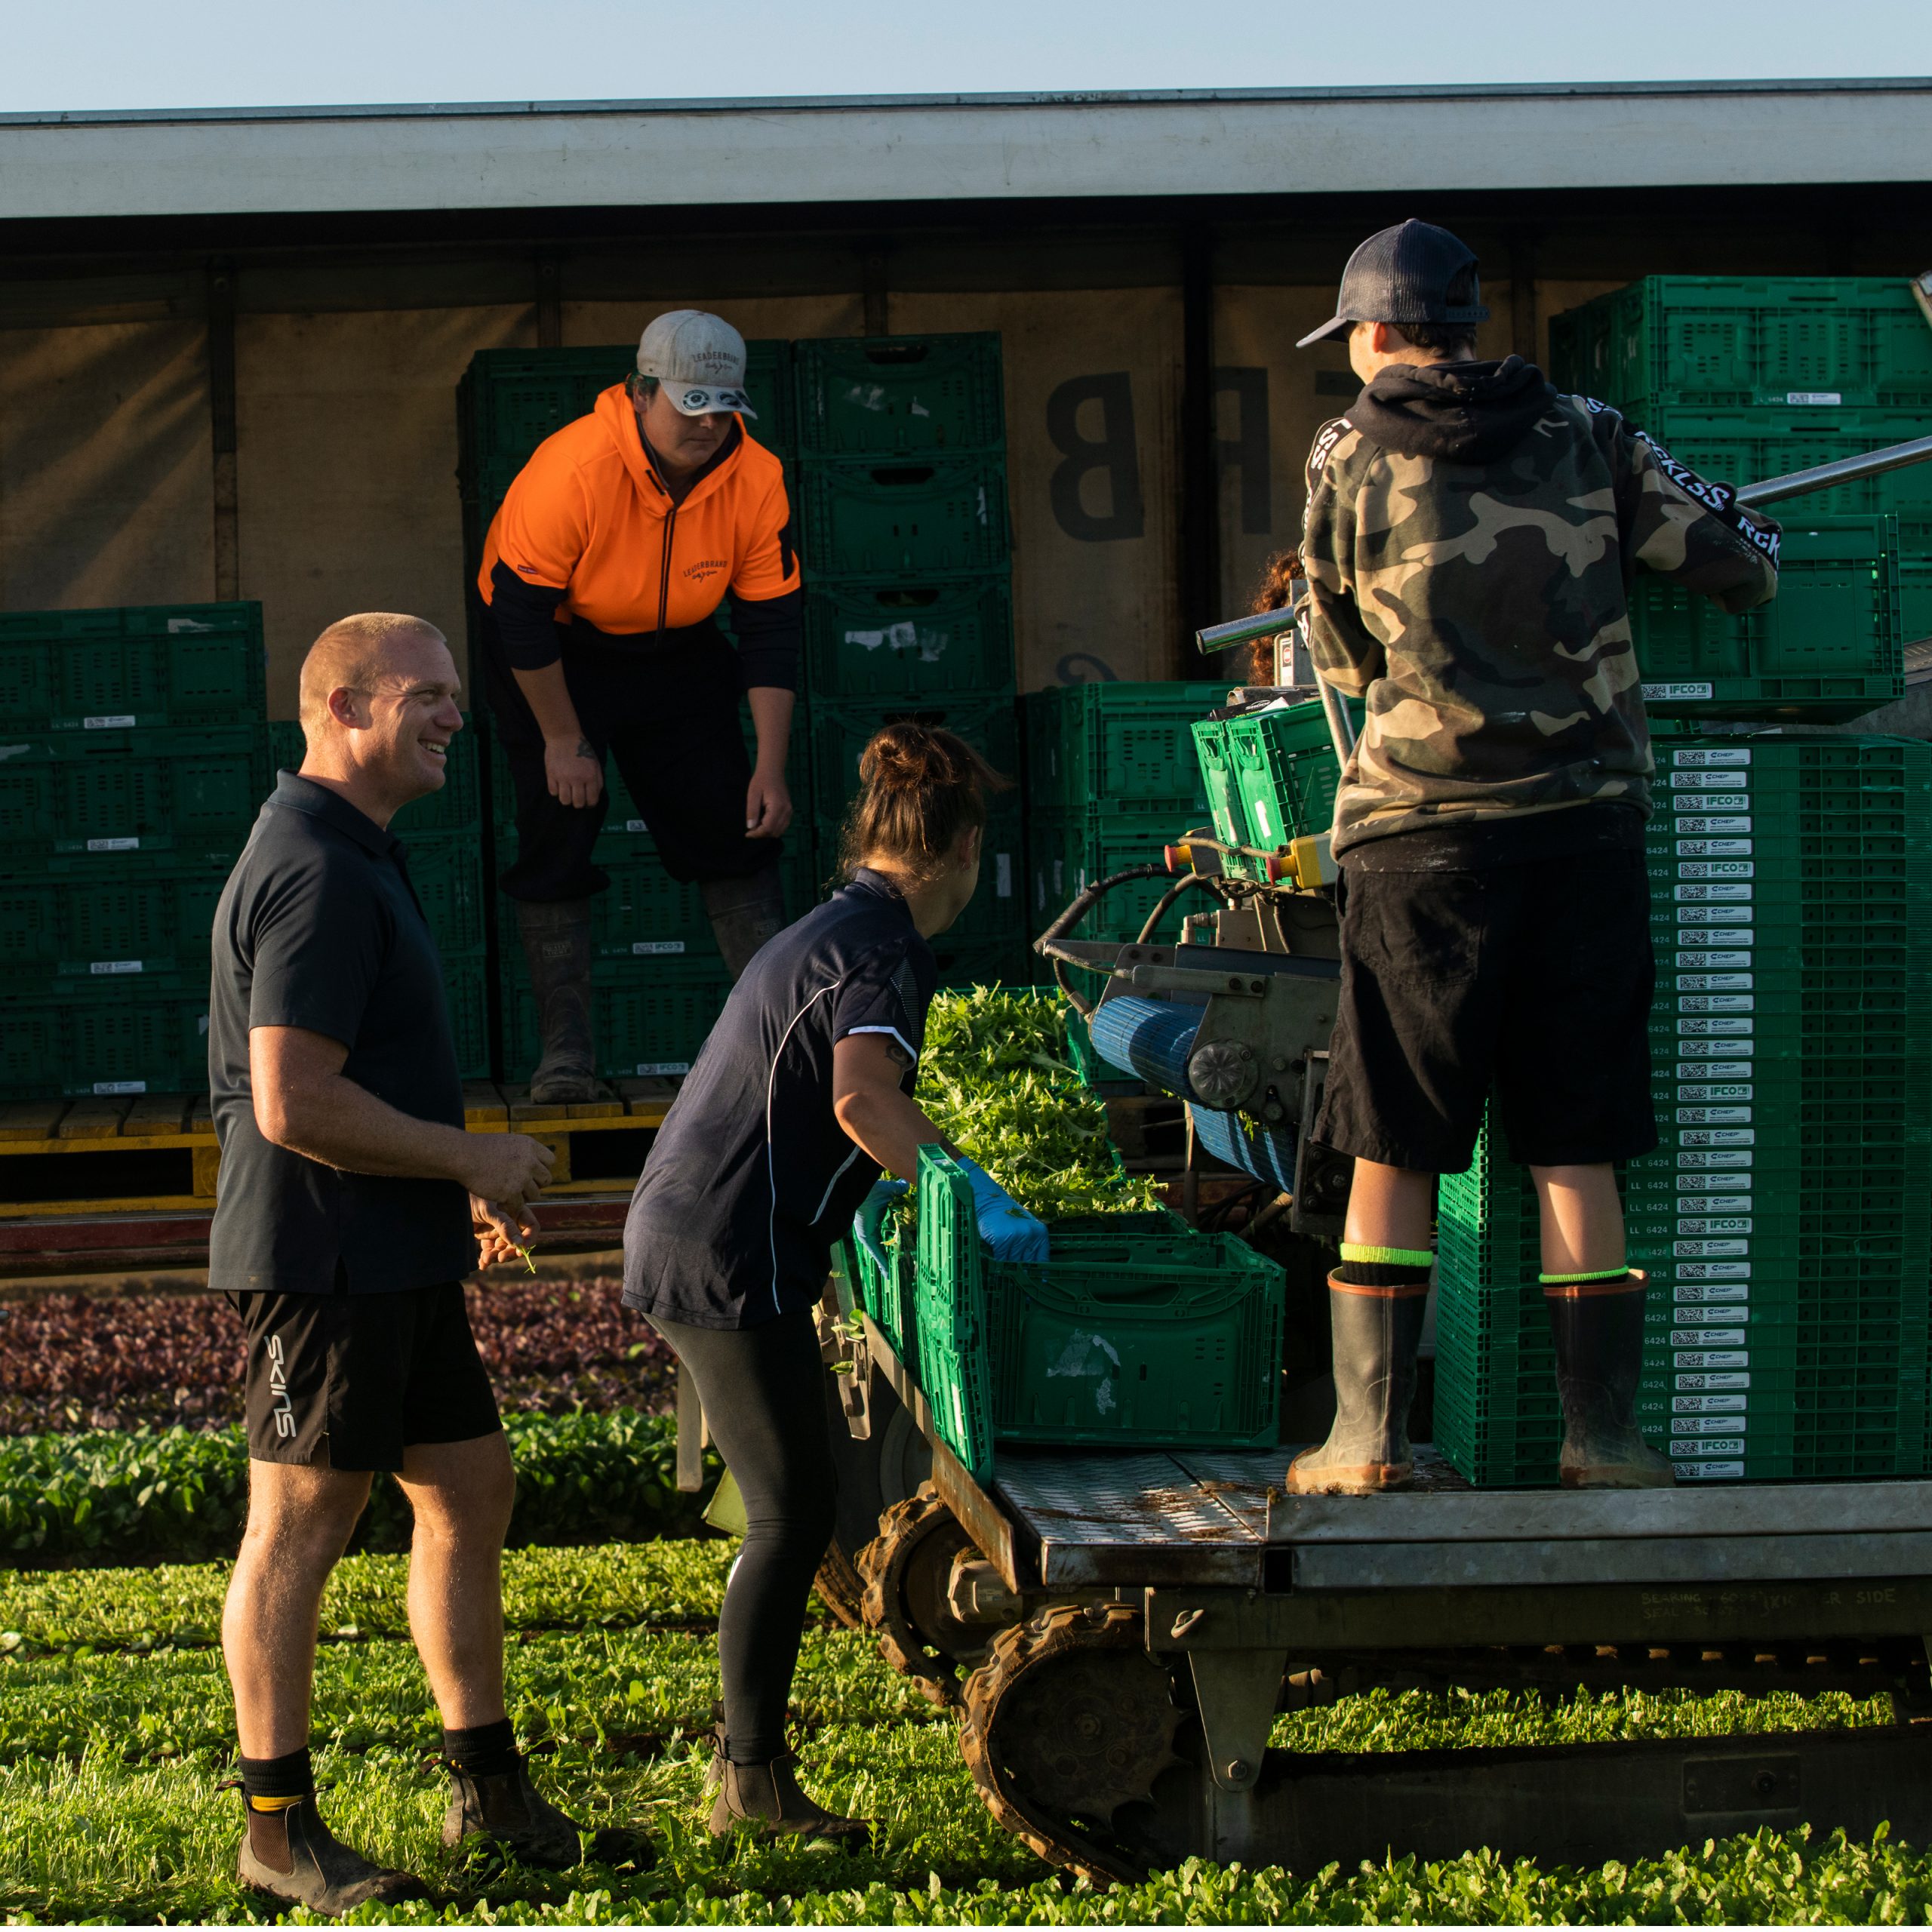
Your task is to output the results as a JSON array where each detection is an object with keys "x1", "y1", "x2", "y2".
[
  {"x1": 844, "y1": 1023, "x2": 920, "y2": 1065},
  {"x1": 766, "y1": 980, "x2": 841, "y2": 1317},
  {"x1": 809, "y1": 1145, "x2": 863, "y2": 1227}
]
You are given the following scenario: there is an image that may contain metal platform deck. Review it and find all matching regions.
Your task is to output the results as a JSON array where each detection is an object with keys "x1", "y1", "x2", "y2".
[{"x1": 992, "y1": 1446, "x2": 1932, "y2": 1592}]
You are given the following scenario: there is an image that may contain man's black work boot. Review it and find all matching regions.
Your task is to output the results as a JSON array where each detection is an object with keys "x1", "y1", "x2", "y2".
[
  {"x1": 444, "y1": 1754, "x2": 656, "y2": 1869},
  {"x1": 235, "y1": 1792, "x2": 426, "y2": 1915},
  {"x1": 1286, "y1": 1272, "x2": 1430, "y2": 1495},
  {"x1": 1546, "y1": 1270, "x2": 1677, "y2": 1488},
  {"x1": 517, "y1": 897, "x2": 598, "y2": 1103},
  {"x1": 701, "y1": 870, "x2": 787, "y2": 981},
  {"x1": 704, "y1": 1722, "x2": 870, "y2": 1845}
]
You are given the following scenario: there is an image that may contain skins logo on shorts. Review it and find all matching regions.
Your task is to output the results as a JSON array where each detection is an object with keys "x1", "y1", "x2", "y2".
[{"x1": 267, "y1": 1332, "x2": 296, "y2": 1438}]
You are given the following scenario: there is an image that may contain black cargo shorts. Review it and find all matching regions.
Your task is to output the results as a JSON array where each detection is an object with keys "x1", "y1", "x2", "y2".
[{"x1": 1314, "y1": 847, "x2": 1657, "y2": 1173}]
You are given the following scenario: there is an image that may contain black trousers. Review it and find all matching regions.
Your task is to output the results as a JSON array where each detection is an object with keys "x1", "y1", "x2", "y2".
[
  {"x1": 647, "y1": 1308, "x2": 836, "y2": 1763},
  {"x1": 484, "y1": 614, "x2": 780, "y2": 900}
]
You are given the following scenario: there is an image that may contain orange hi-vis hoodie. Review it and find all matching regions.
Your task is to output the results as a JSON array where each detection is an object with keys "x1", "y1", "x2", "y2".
[{"x1": 480, "y1": 384, "x2": 802, "y2": 689}]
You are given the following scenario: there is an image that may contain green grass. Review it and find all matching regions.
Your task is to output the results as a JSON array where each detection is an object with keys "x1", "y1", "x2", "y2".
[{"x1": 2, "y1": 1543, "x2": 1929, "y2": 1924}]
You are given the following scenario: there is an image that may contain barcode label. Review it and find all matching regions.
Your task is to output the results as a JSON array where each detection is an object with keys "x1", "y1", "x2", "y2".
[
  {"x1": 629, "y1": 941, "x2": 686, "y2": 956},
  {"x1": 86, "y1": 837, "x2": 140, "y2": 852},
  {"x1": 93, "y1": 1080, "x2": 146, "y2": 1094},
  {"x1": 632, "y1": 1060, "x2": 691, "y2": 1076},
  {"x1": 1672, "y1": 749, "x2": 1751, "y2": 768},
  {"x1": 89, "y1": 960, "x2": 143, "y2": 975},
  {"x1": 1786, "y1": 391, "x2": 1841, "y2": 405},
  {"x1": 83, "y1": 714, "x2": 137, "y2": 730},
  {"x1": 1642, "y1": 681, "x2": 1712, "y2": 700}
]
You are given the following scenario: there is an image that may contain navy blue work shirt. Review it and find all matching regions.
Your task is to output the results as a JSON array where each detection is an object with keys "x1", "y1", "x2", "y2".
[
  {"x1": 207, "y1": 772, "x2": 475, "y2": 1294},
  {"x1": 623, "y1": 868, "x2": 936, "y2": 1329}
]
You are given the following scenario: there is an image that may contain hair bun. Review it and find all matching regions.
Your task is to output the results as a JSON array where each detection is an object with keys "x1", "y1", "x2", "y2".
[{"x1": 859, "y1": 719, "x2": 954, "y2": 791}]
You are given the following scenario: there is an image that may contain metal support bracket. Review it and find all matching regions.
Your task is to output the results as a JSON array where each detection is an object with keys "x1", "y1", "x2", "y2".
[{"x1": 1188, "y1": 1645, "x2": 1289, "y2": 1792}]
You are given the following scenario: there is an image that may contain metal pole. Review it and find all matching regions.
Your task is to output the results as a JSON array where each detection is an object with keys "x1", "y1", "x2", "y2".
[{"x1": 1735, "y1": 432, "x2": 1932, "y2": 508}]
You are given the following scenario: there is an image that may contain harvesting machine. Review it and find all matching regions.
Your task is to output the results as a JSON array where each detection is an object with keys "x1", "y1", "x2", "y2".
[{"x1": 814, "y1": 433, "x2": 1932, "y2": 1882}]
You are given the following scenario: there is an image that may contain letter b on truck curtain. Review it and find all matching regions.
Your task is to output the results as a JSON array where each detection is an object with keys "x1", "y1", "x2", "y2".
[{"x1": 1045, "y1": 373, "x2": 1144, "y2": 543}]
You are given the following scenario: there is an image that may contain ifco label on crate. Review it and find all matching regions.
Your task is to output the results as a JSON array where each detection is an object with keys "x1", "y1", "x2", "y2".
[{"x1": 1643, "y1": 682, "x2": 1713, "y2": 700}]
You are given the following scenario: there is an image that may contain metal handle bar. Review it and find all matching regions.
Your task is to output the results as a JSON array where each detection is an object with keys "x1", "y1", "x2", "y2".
[{"x1": 1190, "y1": 433, "x2": 1932, "y2": 660}]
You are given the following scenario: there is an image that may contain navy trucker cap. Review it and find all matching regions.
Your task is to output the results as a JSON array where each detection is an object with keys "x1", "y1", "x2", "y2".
[{"x1": 1297, "y1": 219, "x2": 1491, "y2": 348}]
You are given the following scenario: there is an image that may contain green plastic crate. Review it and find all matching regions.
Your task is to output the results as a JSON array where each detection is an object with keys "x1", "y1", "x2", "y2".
[
  {"x1": 794, "y1": 334, "x2": 1004, "y2": 456},
  {"x1": 1028, "y1": 813, "x2": 1183, "y2": 946},
  {"x1": 441, "y1": 954, "x2": 492, "y2": 1082},
  {"x1": 1632, "y1": 516, "x2": 1903, "y2": 718},
  {"x1": 803, "y1": 578, "x2": 1014, "y2": 697},
  {"x1": 500, "y1": 957, "x2": 731, "y2": 1081},
  {"x1": 405, "y1": 836, "x2": 488, "y2": 958},
  {"x1": 1903, "y1": 552, "x2": 1932, "y2": 651},
  {"x1": 1549, "y1": 278, "x2": 1932, "y2": 414},
  {"x1": 0, "y1": 977, "x2": 211, "y2": 1099},
  {"x1": 1023, "y1": 681, "x2": 1225, "y2": 819},
  {"x1": 0, "y1": 601, "x2": 265, "y2": 733},
  {"x1": 1224, "y1": 700, "x2": 1357, "y2": 852},
  {"x1": 911, "y1": 1148, "x2": 1281, "y2": 1481},
  {"x1": 269, "y1": 717, "x2": 481, "y2": 835},
  {"x1": 0, "y1": 856, "x2": 231, "y2": 983},
  {"x1": 1192, "y1": 718, "x2": 1251, "y2": 857},
  {"x1": 799, "y1": 455, "x2": 1010, "y2": 579},
  {"x1": 1626, "y1": 410, "x2": 1932, "y2": 522},
  {"x1": 0, "y1": 726, "x2": 269, "y2": 857}
]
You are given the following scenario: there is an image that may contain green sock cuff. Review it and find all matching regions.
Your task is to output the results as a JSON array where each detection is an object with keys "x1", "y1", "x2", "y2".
[
  {"x1": 1540, "y1": 1266, "x2": 1630, "y2": 1284},
  {"x1": 1340, "y1": 1243, "x2": 1435, "y2": 1267}
]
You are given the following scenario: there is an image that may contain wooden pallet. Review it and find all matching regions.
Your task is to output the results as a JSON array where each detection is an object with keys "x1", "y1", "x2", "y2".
[{"x1": 0, "y1": 1079, "x2": 681, "y2": 1219}]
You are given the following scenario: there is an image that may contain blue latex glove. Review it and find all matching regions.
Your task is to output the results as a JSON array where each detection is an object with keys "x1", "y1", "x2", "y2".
[
  {"x1": 854, "y1": 1176, "x2": 909, "y2": 1270},
  {"x1": 955, "y1": 1155, "x2": 1050, "y2": 1264}
]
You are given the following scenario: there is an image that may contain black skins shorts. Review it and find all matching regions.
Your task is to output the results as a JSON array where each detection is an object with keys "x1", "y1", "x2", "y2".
[
  {"x1": 228, "y1": 1281, "x2": 501, "y2": 1471},
  {"x1": 1315, "y1": 848, "x2": 1657, "y2": 1173}
]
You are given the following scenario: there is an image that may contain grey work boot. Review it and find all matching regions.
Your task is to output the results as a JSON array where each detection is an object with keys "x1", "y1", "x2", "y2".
[
  {"x1": 702, "y1": 869, "x2": 787, "y2": 981},
  {"x1": 704, "y1": 1724, "x2": 869, "y2": 1845},
  {"x1": 235, "y1": 1793, "x2": 426, "y2": 1916},
  {"x1": 516, "y1": 897, "x2": 598, "y2": 1103},
  {"x1": 1287, "y1": 1272, "x2": 1430, "y2": 1496},
  {"x1": 443, "y1": 1755, "x2": 656, "y2": 1870},
  {"x1": 1546, "y1": 1270, "x2": 1677, "y2": 1489}
]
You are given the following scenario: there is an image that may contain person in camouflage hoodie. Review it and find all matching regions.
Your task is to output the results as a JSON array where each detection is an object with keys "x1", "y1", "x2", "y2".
[{"x1": 1285, "y1": 220, "x2": 1780, "y2": 1498}]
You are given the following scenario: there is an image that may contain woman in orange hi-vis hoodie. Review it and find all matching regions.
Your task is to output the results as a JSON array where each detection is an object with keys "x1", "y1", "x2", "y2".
[{"x1": 479, "y1": 312, "x2": 803, "y2": 1103}]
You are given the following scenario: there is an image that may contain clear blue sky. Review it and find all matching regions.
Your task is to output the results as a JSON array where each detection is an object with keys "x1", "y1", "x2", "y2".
[{"x1": 5, "y1": 0, "x2": 1930, "y2": 112}]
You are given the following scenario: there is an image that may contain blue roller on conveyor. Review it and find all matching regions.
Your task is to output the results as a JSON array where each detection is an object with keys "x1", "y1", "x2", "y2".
[
  {"x1": 1088, "y1": 996, "x2": 1205, "y2": 1101},
  {"x1": 1189, "y1": 1103, "x2": 1298, "y2": 1191}
]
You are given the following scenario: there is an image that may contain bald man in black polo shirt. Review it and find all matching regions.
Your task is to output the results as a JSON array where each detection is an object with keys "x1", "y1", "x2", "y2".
[{"x1": 208, "y1": 614, "x2": 646, "y2": 1912}]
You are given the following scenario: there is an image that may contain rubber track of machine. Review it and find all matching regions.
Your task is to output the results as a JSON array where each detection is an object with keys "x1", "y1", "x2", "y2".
[
  {"x1": 958, "y1": 1601, "x2": 1183, "y2": 1887},
  {"x1": 857, "y1": 1483, "x2": 973, "y2": 1708},
  {"x1": 813, "y1": 1546, "x2": 867, "y2": 1629}
]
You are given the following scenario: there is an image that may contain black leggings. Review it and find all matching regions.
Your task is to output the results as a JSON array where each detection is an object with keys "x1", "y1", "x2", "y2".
[{"x1": 649, "y1": 1309, "x2": 835, "y2": 1763}]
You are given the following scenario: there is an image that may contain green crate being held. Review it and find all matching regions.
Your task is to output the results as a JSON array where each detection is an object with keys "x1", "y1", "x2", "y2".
[
  {"x1": 910, "y1": 1146, "x2": 1283, "y2": 1481},
  {"x1": 0, "y1": 601, "x2": 266, "y2": 734},
  {"x1": 1632, "y1": 515, "x2": 1903, "y2": 720}
]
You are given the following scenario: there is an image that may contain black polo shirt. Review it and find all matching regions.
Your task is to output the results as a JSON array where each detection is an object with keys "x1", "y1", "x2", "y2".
[
  {"x1": 623, "y1": 869, "x2": 936, "y2": 1330},
  {"x1": 207, "y1": 772, "x2": 474, "y2": 1294}
]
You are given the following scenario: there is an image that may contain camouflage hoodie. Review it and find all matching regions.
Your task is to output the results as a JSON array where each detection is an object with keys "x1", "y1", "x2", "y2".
[{"x1": 1300, "y1": 355, "x2": 1780, "y2": 855}]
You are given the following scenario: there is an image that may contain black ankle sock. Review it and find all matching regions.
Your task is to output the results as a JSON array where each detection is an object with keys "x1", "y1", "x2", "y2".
[
  {"x1": 239, "y1": 1746, "x2": 313, "y2": 1806},
  {"x1": 1336, "y1": 1261, "x2": 1432, "y2": 1289},
  {"x1": 443, "y1": 1717, "x2": 518, "y2": 1779}
]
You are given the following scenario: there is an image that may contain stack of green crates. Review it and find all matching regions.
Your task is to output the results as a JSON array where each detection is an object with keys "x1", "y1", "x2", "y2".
[
  {"x1": 266, "y1": 718, "x2": 491, "y2": 1079},
  {"x1": 0, "y1": 602, "x2": 269, "y2": 1098},
  {"x1": 794, "y1": 335, "x2": 1020, "y2": 985},
  {"x1": 1435, "y1": 729, "x2": 1932, "y2": 1486},
  {"x1": 1025, "y1": 682, "x2": 1230, "y2": 958},
  {"x1": 1551, "y1": 276, "x2": 1932, "y2": 715}
]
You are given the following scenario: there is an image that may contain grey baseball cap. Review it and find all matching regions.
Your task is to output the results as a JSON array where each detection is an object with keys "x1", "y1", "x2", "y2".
[
  {"x1": 1297, "y1": 220, "x2": 1491, "y2": 349},
  {"x1": 636, "y1": 309, "x2": 758, "y2": 417}
]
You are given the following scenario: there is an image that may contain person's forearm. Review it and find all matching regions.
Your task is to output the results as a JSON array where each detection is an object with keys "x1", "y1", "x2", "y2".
[
  {"x1": 835, "y1": 1083, "x2": 955, "y2": 1183},
  {"x1": 746, "y1": 686, "x2": 794, "y2": 774},
  {"x1": 511, "y1": 661, "x2": 587, "y2": 749},
  {"x1": 264, "y1": 1070, "x2": 477, "y2": 1184}
]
